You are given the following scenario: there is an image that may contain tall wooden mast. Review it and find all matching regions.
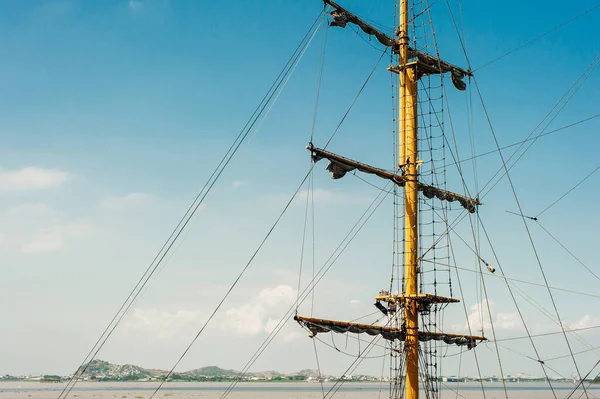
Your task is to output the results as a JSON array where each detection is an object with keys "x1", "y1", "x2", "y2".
[
  {"x1": 398, "y1": 0, "x2": 419, "y2": 397},
  {"x1": 296, "y1": 2, "x2": 483, "y2": 399}
]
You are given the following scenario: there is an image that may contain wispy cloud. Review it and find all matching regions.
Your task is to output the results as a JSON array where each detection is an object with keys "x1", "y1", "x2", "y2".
[
  {"x1": 101, "y1": 193, "x2": 152, "y2": 210},
  {"x1": 0, "y1": 221, "x2": 91, "y2": 254},
  {"x1": 128, "y1": 0, "x2": 143, "y2": 10},
  {"x1": 6, "y1": 202, "x2": 58, "y2": 219},
  {"x1": 20, "y1": 221, "x2": 92, "y2": 254},
  {"x1": 569, "y1": 315, "x2": 600, "y2": 330},
  {"x1": 0, "y1": 167, "x2": 71, "y2": 191},
  {"x1": 222, "y1": 285, "x2": 296, "y2": 336},
  {"x1": 453, "y1": 300, "x2": 521, "y2": 333},
  {"x1": 232, "y1": 180, "x2": 249, "y2": 189},
  {"x1": 1, "y1": 202, "x2": 91, "y2": 254},
  {"x1": 298, "y1": 188, "x2": 369, "y2": 205},
  {"x1": 124, "y1": 308, "x2": 203, "y2": 340},
  {"x1": 267, "y1": 188, "x2": 371, "y2": 207}
]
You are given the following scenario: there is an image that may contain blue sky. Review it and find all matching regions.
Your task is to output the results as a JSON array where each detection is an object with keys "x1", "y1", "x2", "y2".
[{"x1": 1, "y1": 0, "x2": 600, "y2": 383}]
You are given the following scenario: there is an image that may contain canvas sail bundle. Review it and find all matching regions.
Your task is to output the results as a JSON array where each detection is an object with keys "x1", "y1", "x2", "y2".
[
  {"x1": 294, "y1": 315, "x2": 485, "y2": 349},
  {"x1": 308, "y1": 144, "x2": 481, "y2": 213}
]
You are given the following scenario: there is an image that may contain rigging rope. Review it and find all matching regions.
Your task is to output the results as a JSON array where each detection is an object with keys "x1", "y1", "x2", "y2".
[
  {"x1": 480, "y1": 52, "x2": 600, "y2": 199},
  {"x1": 494, "y1": 324, "x2": 600, "y2": 342},
  {"x1": 431, "y1": 114, "x2": 600, "y2": 174},
  {"x1": 417, "y1": 191, "x2": 600, "y2": 390},
  {"x1": 477, "y1": 252, "x2": 510, "y2": 399},
  {"x1": 59, "y1": 10, "x2": 326, "y2": 399},
  {"x1": 147, "y1": 167, "x2": 315, "y2": 399},
  {"x1": 310, "y1": 334, "x2": 388, "y2": 359},
  {"x1": 544, "y1": 345, "x2": 600, "y2": 362},
  {"x1": 496, "y1": 343, "x2": 567, "y2": 379},
  {"x1": 472, "y1": 73, "x2": 591, "y2": 398},
  {"x1": 446, "y1": 233, "x2": 487, "y2": 396},
  {"x1": 424, "y1": 160, "x2": 600, "y2": 396},
  {"x1": 310, "y1": 171, "x2": 317, "y2": 317},
  {"x1": 507, "y1": 281, "x2": 600, "y2": 357},
  {"x1": 219, "y1": 44, "x2": 391, "y2": 398},
  {"x1": 413, "y1": 38, "x2": 491, "y2": 391},
  {"x1": 310, "y1": 16, "x2": 328, "y2": 143},
  {"x1": 534, "y1": 221, "x2": 600, "y2": 283},
  {"x1": 421, "y1": 258, "x2": 600, "y2": 300},
  {"x1": 305, "y1": 22, "x2": 327, "y2": 394},
  {"x1": 441, "y1": 3, "x2": 600, "y2": 392},
  {"x1": 323, "y1": 49, "x2": 388, "y2": 148},
  {"x1": 476, "y1": 216, "x2": 558, "y2": 397},
  {"x1": 321, "y1": 330, "x2": 387, "y2": 399},
  {"x1": 474, "y1": 2, "x2": 600, "y2": 72},
  {"x1": 404, "y1": 15, "x2": 600, "y2": 388},
  {"x1": 312, "y1": 339, "x2": 326, "y2": 398},
  {"x1": 536, "y1": 164, "x2": 600, "y2": 218},
  {"x1": 407, "y1": 69, "x2": 491, "y2": 391},
  {"x1": 219, "y1": 184, "x2": 392, "y2": 399},
  {"x1": 295, "y1": 171, "x2": 313, "y2": 313},
  {"x1": 147, "y1": 15, "x2": 331, "y2": 394},
  {"x1": 565, "y1": 359, "x2": 600, "y2": 399},
  {"x1": 417, "y1": 198, "x2": 600, "y2": 298},
  {"x1": 444, "y1": 0, "x2": 595, "y2": 386}
]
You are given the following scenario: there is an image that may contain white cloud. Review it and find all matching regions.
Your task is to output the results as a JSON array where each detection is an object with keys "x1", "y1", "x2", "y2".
[
  {"x1": 20, "y1": 221, "x2": 92, "y2": 254},
  {"x1": 0, "y1": 203, "x2": 92, "y2": 254},
  {"x1": 569, "y1": 315, "x2": 600, "y2": 330},
  {"x1": 350, "y1": 299, "x2": 360, "y2": 304},
  {"x1": 258, "y1": 285, "x2": 295, "y2": 306},
  {"x1": 453, "y1": 300, "x2": 521, "y2": 333},
  {"x1": 21, "y1": 233, "x2": 62, "y2": 253},
  {"x1": 264, "y1": 318, "x2": 279, "y2": 334},
  {"x1": 232, "y1": 180, "x2": 249, "y2": 189},
  {"x1": 267, "y1": 188, "x2": 371, "y2": 207},
  {"x1": 128, "y1": 0, "x2": 142, "y2": 10},
  {"x1": 495, "y1": 312, "x2": 521, "y2": 330},
  {"x1": 222, "y1": 285, "x2": 296, "y2": 337},
  {"x1": 0, "y1": 167, "x2": 71, "y2": 191},
  {"x1": 282, "y1": 331, "x2": 302, "y2": 343},
  {"x1": 101, "y1": 193, "x2": 152, "y2": 210},
  {"x1": 278, "y1": 188, "x2": 371, "y2": 207},
  {"x1": 6, "y1": 203, "x2": 58, "y2": 219},
  {"x1": 125, "y1": 308, "x2": 203, "y2": 340},
  {"x1": 224, "y1": 302, "x2": 265, "y2": 336}
]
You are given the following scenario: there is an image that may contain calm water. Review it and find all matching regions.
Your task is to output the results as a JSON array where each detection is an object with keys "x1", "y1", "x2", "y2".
[{"x1": 0, "y1": 381, "x2": 597, "y2": 399}]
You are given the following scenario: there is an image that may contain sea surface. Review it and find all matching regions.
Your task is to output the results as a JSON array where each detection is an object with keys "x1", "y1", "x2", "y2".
[{"x1": 0, "y1": 381, "x2": 597, "y2": 399}]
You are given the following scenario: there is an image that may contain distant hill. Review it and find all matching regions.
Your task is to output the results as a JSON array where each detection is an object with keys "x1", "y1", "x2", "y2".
[
  {"x1": 185, "y1": 366, "x2": 239, "y2": 378},
  {"x1": 77, "y1": 360, "x2": 167, "y2": 380},
  {"x1": 75, "y1": 360, "x2": 333, "y2": 382}
]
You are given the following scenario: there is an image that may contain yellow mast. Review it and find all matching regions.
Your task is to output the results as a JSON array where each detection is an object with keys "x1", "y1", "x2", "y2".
[
  {"x1": 399, "y1": 0, "x2": 419, "y2": 397},
  {"x1": 298, "y1": 4, "x2": 483, "y2": 399}
]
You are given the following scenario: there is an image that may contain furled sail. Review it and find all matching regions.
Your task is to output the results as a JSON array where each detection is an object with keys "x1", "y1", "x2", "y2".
[
  {"x1": 325, "y1": 2, "x2": 397, "y2": 49},
  {"x1": 308, "y1": 144, "x2": 481, "y2": 213},
  {"x1": 294, "y1": 315, "x2": 485, "y2": 349},
  {"x1": 324, "y1": 0, "x2": 470, "y2": 90}
]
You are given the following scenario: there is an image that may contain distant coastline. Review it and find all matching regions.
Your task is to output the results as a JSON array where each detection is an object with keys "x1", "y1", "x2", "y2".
[{"x1": 2, "y1": 359, "x2": 597, "y2": 384}]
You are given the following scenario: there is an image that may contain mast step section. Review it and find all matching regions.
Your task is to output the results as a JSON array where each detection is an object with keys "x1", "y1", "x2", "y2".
[
  {"x1": 388, "y1": 57, "x2": 469, "y2": 78},
  {"x1": 308, "y1": 144, "x2": 481, "y2": 213},
  {"x1": 294, "y1": 315, "x2": 486, "y2": 349},
  {"x1": 387, "y1": 51, "x2": 471, "y2": 90},
  {"x1": 375, "y1": 293, "x2": 460, "y2": 305}
]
